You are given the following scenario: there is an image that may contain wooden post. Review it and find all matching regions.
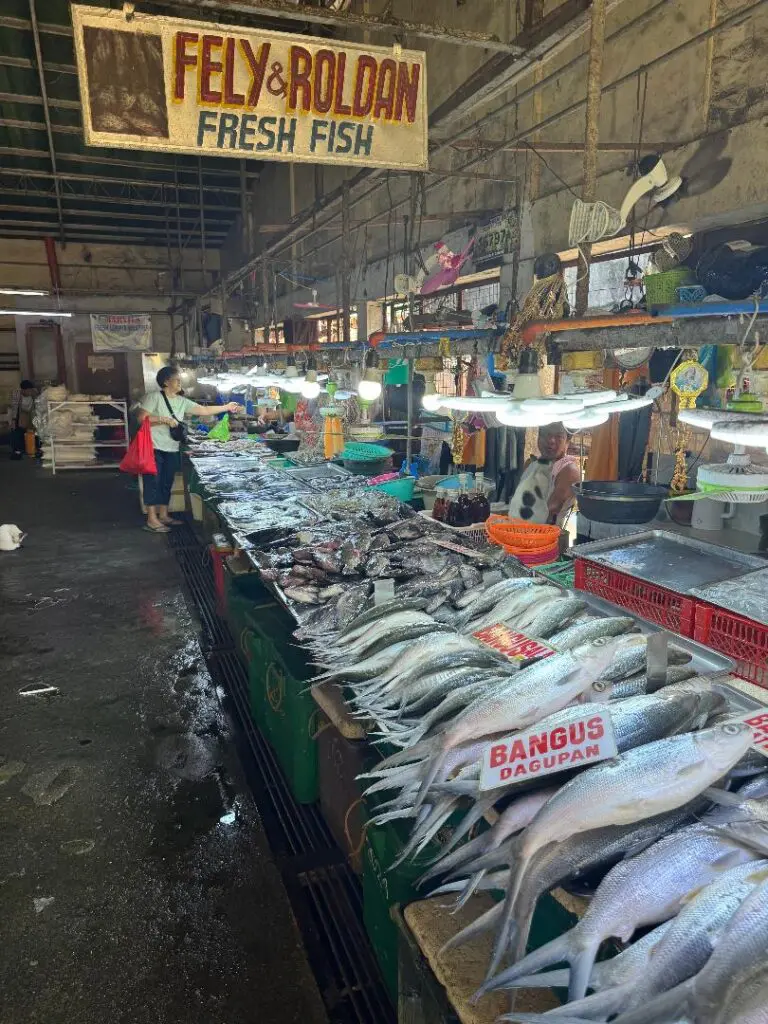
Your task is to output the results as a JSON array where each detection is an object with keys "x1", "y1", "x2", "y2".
[
  {"x1": 341, "y1": 180, "x2": 351, "y2": 343},
  {"x1": 575, "y1": 0, "x2": 607, "y2": 315}
]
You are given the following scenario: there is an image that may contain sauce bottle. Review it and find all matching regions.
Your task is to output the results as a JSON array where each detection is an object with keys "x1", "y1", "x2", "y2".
[
  {"x1": 470, "y1": 471, "x2": 491, "y2": 523},
  {"x1": 455, "y1": 483, "x2": 474, "y2": 526},
  {"x1": 432, "y1": 485, "x2": 449, "y2": 522}
]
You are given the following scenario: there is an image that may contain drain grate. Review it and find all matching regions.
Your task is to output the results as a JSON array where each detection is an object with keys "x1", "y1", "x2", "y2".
[{"x1": 171, "y1": 530, "x2": 394, "y2": 1024}]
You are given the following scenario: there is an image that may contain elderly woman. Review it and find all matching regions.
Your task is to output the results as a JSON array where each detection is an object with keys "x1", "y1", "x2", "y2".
[
  {"x1": 509, "y1": 423, "x2": 580, "y2": 526},
  {"x1": 138, "y1": 365, "x2": 238, "y2": 533}
]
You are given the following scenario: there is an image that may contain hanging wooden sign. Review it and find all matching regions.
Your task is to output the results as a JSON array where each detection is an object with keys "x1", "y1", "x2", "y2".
[{"x1": 71, "y1": 5, "x2": 428, "y2": 170}]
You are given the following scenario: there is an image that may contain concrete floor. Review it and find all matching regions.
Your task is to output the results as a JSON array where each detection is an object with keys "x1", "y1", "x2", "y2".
[{"x1": 0, "y1": 460, "x2": 327, "y2": 1024}]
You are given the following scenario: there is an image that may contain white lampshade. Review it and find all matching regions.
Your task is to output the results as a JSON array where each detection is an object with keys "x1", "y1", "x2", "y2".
[
  {"x1": 710, "y1": 419, "x2": 768, "y2": 449},
  {"x1": 577, "y1": 389, "x2": 618, "y2": 407},
  {"x1": 594, "y1": 395, "x2": 652, "y2": 414},
  {"x1": 495, "y1": 403, "x2": 561, "y2": 428},
  {"x1": 301, "y1": 370, "x2": 321, "y2": 399},
  {"x1": 358, "y1": 377, "x2": 382, "y2": 401},
  {"x1": 563, "y1": 409, "x2": 610, "y2": 430}
]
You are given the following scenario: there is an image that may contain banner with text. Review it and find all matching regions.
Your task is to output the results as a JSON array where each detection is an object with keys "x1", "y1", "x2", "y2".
[
  {"x1": 71, "y1": 5, "x2": 428, "y2": 170},
  {"x1": 479, "y1": 709, "x2": 618, "y2": 792},
  {"x1": 91, "y1": 314, "x2": 153, "y2": 353}
]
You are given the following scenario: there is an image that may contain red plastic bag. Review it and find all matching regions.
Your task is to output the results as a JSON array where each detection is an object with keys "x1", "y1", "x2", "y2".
[{"x1": 119, "y1": 419, "x2": 157, "y2": 476}]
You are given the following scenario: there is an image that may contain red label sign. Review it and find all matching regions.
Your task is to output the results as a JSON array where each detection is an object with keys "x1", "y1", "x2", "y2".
[
  {"x1": 741, "y1": 710, "x2": 768, "y2": 757},
  {"x1": 473, "y1": 623, "x2": 557, "y2": 664},
  {"x1": 479, "y1": 710, "x2": 618, "y2": 792}
]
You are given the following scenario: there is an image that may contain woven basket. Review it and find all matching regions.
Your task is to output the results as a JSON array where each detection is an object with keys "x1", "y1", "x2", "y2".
[
  {"x1": 485, "y1": 515, "x2": 561, "y2": 555},
  {"x1": 643, "y1": 269, "x2": 695, "y2": 309}
]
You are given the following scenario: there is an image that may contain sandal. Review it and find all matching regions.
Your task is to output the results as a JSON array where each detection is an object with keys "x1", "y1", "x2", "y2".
[{"x1": 143, "y1": 523, "x2": 170, "y2": 534}]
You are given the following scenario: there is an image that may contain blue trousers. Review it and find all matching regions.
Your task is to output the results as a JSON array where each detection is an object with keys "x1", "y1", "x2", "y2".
[{"x1": 143, "y1": 449, "x2": 180, "y2": 507}]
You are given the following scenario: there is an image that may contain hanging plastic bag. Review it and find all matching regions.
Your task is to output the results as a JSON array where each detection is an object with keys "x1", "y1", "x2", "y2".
[
  {"x1": 119, "y1": 419, "x2": 157, "y2": 475},
  {"x1": 208, "y1": 414, "x2": 230, "y2": 441}
]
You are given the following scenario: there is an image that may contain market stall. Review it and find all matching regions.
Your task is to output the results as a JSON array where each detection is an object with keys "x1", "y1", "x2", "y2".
[{"x1": 177, "y1": 418, "x2": 768, "y2": 1022}]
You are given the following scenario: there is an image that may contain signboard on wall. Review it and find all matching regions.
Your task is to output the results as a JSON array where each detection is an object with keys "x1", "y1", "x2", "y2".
[
  {"x1": 71, "y1": 5, "x2": 428, "y2": 170},
  {"x1": 90, "y1": 314, "x2": 153, "y2": 352},
  {"x1": 473, "y1": 209, "x2": 519, "y2": 270}
]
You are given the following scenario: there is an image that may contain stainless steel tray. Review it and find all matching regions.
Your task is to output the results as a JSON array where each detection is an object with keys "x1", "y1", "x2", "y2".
[
  {"x1": 573, "y1": 530, "x2": 765, "y2": 595},
  {"x1": 283, "y1": 463, "x2": 351, "y2": 481},
  {"x1": 690, "y1": 567, "x2": 768, "y2": 628},
  {"x1": 576, "y1": 591, "x2": 734, "y2": 676}
]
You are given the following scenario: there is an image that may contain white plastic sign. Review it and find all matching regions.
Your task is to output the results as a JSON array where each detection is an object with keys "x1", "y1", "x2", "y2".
[
  {"x1": 479, "y1": 709, "x2": 618, "y2": 792},
  {"x1": 374, "y1": 578, "x2": 395, "y2": 605},
  {"x1": 740, "y1": 709, "x2": 768, "y2": 757}
]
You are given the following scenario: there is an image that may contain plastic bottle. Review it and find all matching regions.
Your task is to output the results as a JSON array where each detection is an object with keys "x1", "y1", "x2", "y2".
[{"x1": 454, "y1": 483, "x2": 473, "y2": 526}]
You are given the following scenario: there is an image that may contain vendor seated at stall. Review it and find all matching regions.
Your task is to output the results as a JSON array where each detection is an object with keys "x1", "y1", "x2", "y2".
[{"x1": 509, "y1": 423, "x2": 579, "y2": 526}]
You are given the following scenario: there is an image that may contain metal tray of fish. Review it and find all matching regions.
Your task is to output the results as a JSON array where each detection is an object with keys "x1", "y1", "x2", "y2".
[
  {"x1": 572, "y1": 590, "x2": 731, "y2": 673},
  {"x1": 283, "y1": 463, "x2": 352, "y2": 482},
  {"x1": 690, "y1": 566, "x2": 768, "y2": 628},
  {"x1": 572, "y1": 530, "x2": 765, "y2": 594}
]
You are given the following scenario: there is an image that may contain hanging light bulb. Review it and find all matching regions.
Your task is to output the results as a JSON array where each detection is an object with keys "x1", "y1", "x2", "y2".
[
  {"x1": 301, "y1": 355, "x2": 321, "y2": 399},
  {"x1": 422, "y1": 375, "x2": 443, "y2": 412},
  {"x1": 357, "y1": 348, "x2": 382, "y2": 402}
]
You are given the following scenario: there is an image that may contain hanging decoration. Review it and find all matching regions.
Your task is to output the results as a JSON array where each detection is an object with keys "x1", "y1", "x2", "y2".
[{"x1": 669, "y1": 358, "x2": 709, "y2": 494}]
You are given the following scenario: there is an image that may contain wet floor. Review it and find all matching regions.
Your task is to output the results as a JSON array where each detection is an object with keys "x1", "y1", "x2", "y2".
[{"x1": 0, "y1": 461, "x2": 327, "y2": 1024}]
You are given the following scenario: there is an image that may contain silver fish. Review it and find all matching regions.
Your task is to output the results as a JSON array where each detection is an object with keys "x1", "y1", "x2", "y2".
[
  {"x1": 489, "y1": 724, "x2": 754, "y2": 997},
  {"x1": 464, "y1": 587, "x2": 557, "y2": 635},
  {"x1": 442, "y1": 802, "x2": 704, "y2": 961},
  {"x1": 512, "y1": 595, "x2": 583, "y2": 636},
  {"x1": 455, "y1": 577, "x2": 535, "y2": 615},
  {"x1": 547, "y1": 615, "x2": 636, "y2": 651},
  {"x1": 611, "y1": 875, "x2": 768, "y2": 1024},
  {"x1": 600, "y1": 637, "x2": 692, "y2": 683},
  {"x1": 337, "y1": 597, "x2": 429, "y2": 638},
  {"x1": 412, "y1": 638, "x2": 627, "y2": 810},
  {"x1": 484, "y1": 814, "x2": 762, "y2": 1005},
  {"x1": 609, "y1": 665, "x2": 698, "y2": 700}
]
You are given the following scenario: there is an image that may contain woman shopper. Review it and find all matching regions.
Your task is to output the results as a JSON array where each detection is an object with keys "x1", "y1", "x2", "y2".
[{"x1": 138, "y1": 366, "x2": 239, "y2": 534}]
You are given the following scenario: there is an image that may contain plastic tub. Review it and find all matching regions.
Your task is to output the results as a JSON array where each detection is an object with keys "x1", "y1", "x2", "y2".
[{"x1": 371, "y1": 476, "x2": 416, "y2": 501}]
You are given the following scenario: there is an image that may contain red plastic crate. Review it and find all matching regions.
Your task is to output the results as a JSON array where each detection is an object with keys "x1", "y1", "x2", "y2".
[
  {"x1": 694, "y1": 603, "x2": 768, "y2": 689},
  {"x1": 574, "y1": 558, "x2": 696, "y2": 637}
]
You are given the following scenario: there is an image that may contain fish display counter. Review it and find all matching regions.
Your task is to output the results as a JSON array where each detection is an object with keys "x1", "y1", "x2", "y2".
[{"x1": 181, "y1": 443, "x2": 768, "y2": 1022}]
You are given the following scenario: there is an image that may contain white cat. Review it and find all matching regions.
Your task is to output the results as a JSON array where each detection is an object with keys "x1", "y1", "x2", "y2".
[{"x1": 0, "y1": 524, "x2": 25, "y2": 551}]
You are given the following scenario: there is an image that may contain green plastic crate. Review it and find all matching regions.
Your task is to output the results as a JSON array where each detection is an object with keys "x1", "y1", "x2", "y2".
[
  {"x1": 362, "y1": 784, "x2": 578, "y2": 1002},
  {"x1": 363, "y1": 814, "x2": 438, "y2": 1001},
  {"x1": 247, "y1": 606, "x2": 320, "y2": 804},
  {"x1": 224, "y1": 567, "x2": 277, "y2": 662}
]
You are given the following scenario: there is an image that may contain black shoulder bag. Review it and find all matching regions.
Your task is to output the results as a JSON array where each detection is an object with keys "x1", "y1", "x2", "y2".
[{"x1": 161, "y1": 392, "x2": 188, "y2": 445}]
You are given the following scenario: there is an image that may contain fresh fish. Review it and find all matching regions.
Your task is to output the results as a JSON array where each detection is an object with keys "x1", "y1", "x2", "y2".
[
  {"x1": 365, "y1": 553, "x2": 394, "y2": 578},
  {"x1": 599, "y1": 637, "x2": 692, "y2": 683},
  {"x1": 434, "y1": 787, "x2": 559, "y2": 908},
  {"x1": 337, "y1": 597, "x2": 429, "y2": 638},
  {"x1": 484, "y1": 810, "x2": 762, "y2": 1004},
  {"x1": 489, "y1": 723, "x2": 754, "y2": 997},
  {"x1": 318, "y1": 583, "x2": 346, "y2": 601},
  {"x1": 500, "y1": 921, "x2": 673, "y2": 997},
  {"x1": 454, "y1": 577, "x2": 535, "y2": 616},
  {"x1": 412, "y1": 638, "x2": 628, "y2": 810},
  {"x1": 459, "y1": 565, "x2": 483, "y2": 590},
  {"x1": 335, "y1": 584, "x2": 371, "y2": 627},
  {"x1": 464, "y1": 587, "x2": 554, "y2": 635},
  {"x1": 312, "y1": 641, "x2": 413, "y2": 683},
  {"x1": 442, "y1": 802, "x2": 705, "y2": 960},
  {"x1": 547, "y1": 616, "x2": 636, "y2": 651},
  {"x1": 611, "y1": 876, "x2": 768, "y2": 1024},
  {"x1": 609, "y1": 665, "x2": 698, "y2": 700},
  {"x1": 283, "y1": 586, "x2": 320, "y2": 604},
  {"x1": 511, "y1": 595, "x2": 581, "y2": 635}
]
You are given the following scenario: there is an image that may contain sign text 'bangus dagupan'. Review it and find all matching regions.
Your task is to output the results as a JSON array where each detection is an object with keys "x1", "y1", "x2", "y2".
[{"x1": 71, "y1": 6, "x2": 428, "y2": 170}]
